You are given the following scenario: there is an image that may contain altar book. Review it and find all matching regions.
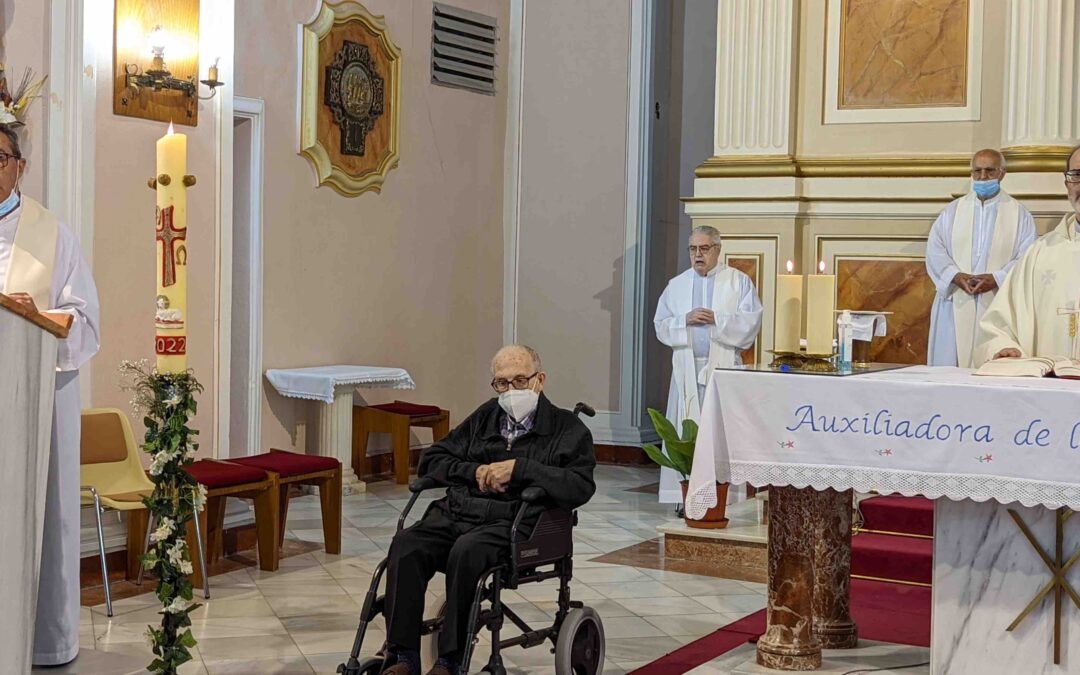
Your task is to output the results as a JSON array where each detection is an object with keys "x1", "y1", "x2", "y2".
[{"x1": 974, "y1": 355, "x2": 1080, "y2": 378}]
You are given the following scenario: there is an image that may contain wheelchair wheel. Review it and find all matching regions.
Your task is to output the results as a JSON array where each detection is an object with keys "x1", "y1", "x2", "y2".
[
  {"x1": 423, "y1": 595, "x2": 449, "y2": 667},
  {"x1": 555, "y1": 607, "x2": 604, "y2": 675}
]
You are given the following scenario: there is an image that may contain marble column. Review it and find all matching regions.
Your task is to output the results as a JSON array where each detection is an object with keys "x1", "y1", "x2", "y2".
[
  {"x1": 713, "y1": 0, "x2": 796, "y2": 157},
  {"x1": 811, "y1": 488, "x2": 858, "y2": 649},
  {"x1": 315, "y1": 385, "x2": 363, "y2": 495},
  {"x1": 1002, "y1": 0, "x2": 1080, "y2": 148},
  {"x1": 757, "y1": 486, "x2": 822, "y2": 670}
]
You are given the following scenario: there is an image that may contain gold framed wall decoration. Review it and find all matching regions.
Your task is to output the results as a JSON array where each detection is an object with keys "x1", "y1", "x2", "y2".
[{"x1": 299, "y1": 1, "x2": 401, "y2": 196}]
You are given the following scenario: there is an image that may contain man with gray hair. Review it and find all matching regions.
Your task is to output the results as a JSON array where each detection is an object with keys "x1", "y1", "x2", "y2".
[
  {"x1": 654, "y1": 226, "x2": 762, "y2": 505},
  {"x1": 379, "y1": 345, "x2": 595, "y2": 675},
  {"x1": 926, "y1": 148, "x2": 1035, "y2": 367}
]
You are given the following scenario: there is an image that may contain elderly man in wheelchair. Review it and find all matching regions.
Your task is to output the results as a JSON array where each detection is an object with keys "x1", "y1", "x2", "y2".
[{"x1": 338, "y1": 345, "x2": 603, "y2": 675}]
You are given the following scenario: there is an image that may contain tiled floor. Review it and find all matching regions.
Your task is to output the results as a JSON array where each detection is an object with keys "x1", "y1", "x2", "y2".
[{"x1": 79, "y1": 465, "x2": 768, "y2": 674}]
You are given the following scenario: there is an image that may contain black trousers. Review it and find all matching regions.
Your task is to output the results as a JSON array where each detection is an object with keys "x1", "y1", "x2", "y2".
[{"x1": 384, "y1": 506, "x2": 511, "y2": 657}]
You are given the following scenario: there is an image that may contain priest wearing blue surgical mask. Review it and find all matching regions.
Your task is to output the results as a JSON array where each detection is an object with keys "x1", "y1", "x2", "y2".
[
  {"x1": 0, "y1": 123, "x2": 100, "y2": 666},
  {"x1": 377, "y1": 345, "x2": 596, "y2": 675},
  {"x1": 925, "y1": 149, "x2": 1035, "y2": 367}
]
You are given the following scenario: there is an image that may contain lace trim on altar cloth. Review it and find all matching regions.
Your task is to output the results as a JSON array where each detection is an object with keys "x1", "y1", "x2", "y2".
[
  {"x1": 684, "y1": 461, "x2": 1080, "y2": 519},
  {"x1": 271, "y1": 378, "x2": 416, "y2": 403}
]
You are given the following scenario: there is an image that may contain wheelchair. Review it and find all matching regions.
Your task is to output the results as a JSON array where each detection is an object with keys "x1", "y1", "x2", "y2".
[{"x1": 337, "y1": 403, "x2": 605, "y2": 675}]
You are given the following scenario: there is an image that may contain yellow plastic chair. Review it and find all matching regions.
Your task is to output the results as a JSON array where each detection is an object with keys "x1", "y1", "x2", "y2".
[{"x1": 80, "y1": 408, "x2": 208, "y2": 616}]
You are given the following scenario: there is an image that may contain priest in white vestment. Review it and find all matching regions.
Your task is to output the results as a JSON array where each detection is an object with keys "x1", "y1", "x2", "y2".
[
  {"x1": 926, "y1": 149, "x2": 1035, "y2": 367},
  {"x1": 654, "y1": 226, "x2": 762, "y2": 505},
  {"x1": 0, "y1": 125, "x2": 100, "y2": 666},
  {"x1": 976, "y1": 146, "x2": 1080, "y2": 364}
]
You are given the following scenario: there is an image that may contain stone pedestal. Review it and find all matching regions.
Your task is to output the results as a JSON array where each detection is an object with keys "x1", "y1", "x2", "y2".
[
  {"x1": 757, "y1": 485, "x2": 823, "y2": 670},
  {"x1": 315, "y1": 385, "x2": 364, "y2": 495},
  {"x1": 811, "y1": 488, "x2": 858, "y2": 649}
]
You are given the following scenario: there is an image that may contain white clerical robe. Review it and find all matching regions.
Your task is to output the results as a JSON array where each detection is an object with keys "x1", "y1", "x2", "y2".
[
  {"x1": 654, "y1": 264, "x2": 762, "y2": 504},
  {"x1": 925, "y1": 190, "x2": 1035, "y2": 367},
  {"x1": 975, "y1": 214, "x2": 1080, "y2": 365},
  {"x1": 0, "y1": 197, "x2": 100, "y2": 666}
]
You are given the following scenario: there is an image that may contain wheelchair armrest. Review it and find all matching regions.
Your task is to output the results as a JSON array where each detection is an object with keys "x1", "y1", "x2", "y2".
[
  {"x1": 521, "y1": 486, "x2": 546, "y2": 504},
  {"x1": 409, "y1": 476, "x2": 439, "y2": 493}
]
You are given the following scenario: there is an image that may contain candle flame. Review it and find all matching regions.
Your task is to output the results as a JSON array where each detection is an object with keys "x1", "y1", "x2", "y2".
[
  {"x1": 818, "y1": 260, "x2": 826, "y2": 273},
  {"x1": 167, "y1": 121, "x2": 175, "y2": 136},
  {"x1": 786, "y1": 260, "x2": 794, "y2": 273}
]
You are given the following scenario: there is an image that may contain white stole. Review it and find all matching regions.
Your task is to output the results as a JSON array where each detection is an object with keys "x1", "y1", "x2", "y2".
[
  {"x1": 950, "y1": 192, "x2": 1018, "y2": 367},
  {"x1": 2, "y1": 196, "x2": 59, "y2": 311}
]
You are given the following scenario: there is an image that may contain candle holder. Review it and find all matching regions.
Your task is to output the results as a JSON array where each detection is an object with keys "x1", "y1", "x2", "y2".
[{"x1": 768, "y1": 350, "x2": 837, "y2": 373}]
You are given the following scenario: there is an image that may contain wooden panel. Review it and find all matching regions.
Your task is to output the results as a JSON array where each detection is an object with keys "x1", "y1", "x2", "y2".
[
  {"x1": 839, "y1": 0, "x2": 968, "y2": 109},
  {"x1": 113, "y1": 0, "x2": 201, "y2": 126},
  {"x1": 836, "y1": 258, "x2": 934, "y2": 364},
  {"x1": 317, "y1": 19, "x2": 393, "y2": 180},
  {"x1": 726, "y1": 256, "x2": 760, "y2": 365}
]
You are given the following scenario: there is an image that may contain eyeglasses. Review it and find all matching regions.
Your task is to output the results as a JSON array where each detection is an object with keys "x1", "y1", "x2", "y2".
[
  {"x1": 491, "y1": 372, "x2": 539, "y2": 393},
  {"x1": 0, "y1": 151, "x2": 20, "y2": 169},
  {"x1": 688, "y1": 245, "x2": 718, "y2": 255},
  {"x1": 1065, "y1": 170, "x2": 1080, "y2": 184}
]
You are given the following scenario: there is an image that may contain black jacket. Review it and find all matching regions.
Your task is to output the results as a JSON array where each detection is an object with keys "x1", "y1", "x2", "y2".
[{"x1": 418, "y1": 393, "x2": 597, "y2": 527}]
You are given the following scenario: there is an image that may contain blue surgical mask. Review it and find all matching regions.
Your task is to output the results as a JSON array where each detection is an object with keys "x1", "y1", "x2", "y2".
[
  {"x1": 0, "y1": 188, "x2": 19, "y2": 219},
  {"x1": 973, "y1": 179, "x2": 1000, "y2": 199}
]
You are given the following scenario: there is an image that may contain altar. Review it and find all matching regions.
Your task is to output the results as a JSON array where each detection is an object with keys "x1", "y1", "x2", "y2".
[{"x1": 687, "y1": 365, "x2": 1080, "y2": 673}]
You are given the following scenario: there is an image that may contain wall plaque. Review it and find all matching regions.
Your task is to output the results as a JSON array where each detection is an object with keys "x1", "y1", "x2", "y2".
[{"x1": 299, "y1": 1, "x2": 401, "y2": 196}]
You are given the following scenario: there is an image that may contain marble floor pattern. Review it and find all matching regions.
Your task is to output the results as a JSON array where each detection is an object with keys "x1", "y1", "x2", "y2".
[{"x1": 81, "y1": 465, "x2": 770, "y2": 674}]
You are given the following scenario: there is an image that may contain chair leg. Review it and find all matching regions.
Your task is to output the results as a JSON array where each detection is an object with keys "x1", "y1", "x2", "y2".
[
  {"x1": 390, "y1": 415, "x2": 412, "y2": 485},
  {"x1": 191, "y1": 508, "x2": 210, "y2": 599},
  {"x1": 352, "y1": 409, "x2": 372, "y2": 480},
  {"x1": 318, "y1": 471, "x2": 343, "y2": 555},
  {"x1": 277, "y1": 485, "x2": 291, "y2": 549},
  {"x1": 253, "y1": 480, "x2": 281, "y2": 572},
  {"x1": 91, "y1": 491, "x2": 113, "y2": 617},
  {"x1": 126, "y1": 509, "x2": 150, "y2": 582},
  {"x1": 137, "y1": 512, "x2": 155, "y2": 586},
  {"x1": 185, "y1": 515, "x2": 206, "y2": 593},
  {"x1": 432, "y1": 413, "x2": 450, "y2": 443},
  {"x1": 206, "y1": 495, "x2": 227, "y2": 561}
]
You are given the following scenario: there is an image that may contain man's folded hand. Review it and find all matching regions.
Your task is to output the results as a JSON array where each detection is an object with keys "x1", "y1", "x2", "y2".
[
  {"x1": 483, "y1": 459, "x2": 515, "y2": 493},
  {"x1": 475, "y1": 465, "x2": 492, "y2": 492}
]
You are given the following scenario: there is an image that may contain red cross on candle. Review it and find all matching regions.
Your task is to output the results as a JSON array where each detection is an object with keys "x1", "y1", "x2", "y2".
[{"x1": 156, "y1": 205, "x2": 186, "y2": 287}]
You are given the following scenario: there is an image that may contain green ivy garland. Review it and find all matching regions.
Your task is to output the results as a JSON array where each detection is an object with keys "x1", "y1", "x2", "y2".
[{"x1": 119, "y1": 359, "x2": 206, "y2": 675}]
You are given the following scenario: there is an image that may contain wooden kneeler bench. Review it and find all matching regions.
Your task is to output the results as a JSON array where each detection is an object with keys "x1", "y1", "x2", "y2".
[{"x1": 184, "y1": 459, "x2": 282, "y2": 577}]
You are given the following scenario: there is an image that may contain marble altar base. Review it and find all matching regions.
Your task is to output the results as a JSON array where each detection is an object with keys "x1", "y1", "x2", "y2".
[{"x1": 934, "y1": 499, "x2": 1080, "y2": 674}]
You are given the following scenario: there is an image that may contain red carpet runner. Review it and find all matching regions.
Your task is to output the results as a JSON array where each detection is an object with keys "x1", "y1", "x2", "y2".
[{"x1": 631, "y1": 496, "x2": 934, "y2": 674}]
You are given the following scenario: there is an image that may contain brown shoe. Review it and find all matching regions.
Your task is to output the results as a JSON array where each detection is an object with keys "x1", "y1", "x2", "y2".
[
  {"x1": 424, "y1": 666, "x2": 453, "y2": 675},
  {"x1": 381, "y1": 663, "x2": 414, "y2": 675}
]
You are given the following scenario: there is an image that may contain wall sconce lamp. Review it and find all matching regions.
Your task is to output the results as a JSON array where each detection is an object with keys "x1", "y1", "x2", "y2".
[{"x1": 122, "y1": 25, "x2": 224, "y2": 113}]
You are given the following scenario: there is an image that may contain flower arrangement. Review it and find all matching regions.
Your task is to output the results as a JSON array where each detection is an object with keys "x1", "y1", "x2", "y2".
[
  {"x1": 118, "y1": 359, "x2": 205, "y2": 675},
  {"x1": 0, "y1": 64, "x2": 48, "y2": 127}
]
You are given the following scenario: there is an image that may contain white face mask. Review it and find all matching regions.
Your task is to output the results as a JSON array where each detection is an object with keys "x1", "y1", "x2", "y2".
[{"x1": 499, "y1": 388, "x2": 539, "y2": 422}]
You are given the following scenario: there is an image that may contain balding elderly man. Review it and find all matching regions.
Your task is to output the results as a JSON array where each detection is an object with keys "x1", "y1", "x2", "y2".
[
  {"x1": 926, "y1": 148, "x2": 1035, "y2": 367},
  {"x1": 380, "y1": 345, "x2": 596, "y2": 675}
]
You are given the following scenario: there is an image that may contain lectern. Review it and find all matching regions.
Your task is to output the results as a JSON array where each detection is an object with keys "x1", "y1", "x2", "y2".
[{"x1": 0, "y1": 293, "x2": 71, "y2": 672}]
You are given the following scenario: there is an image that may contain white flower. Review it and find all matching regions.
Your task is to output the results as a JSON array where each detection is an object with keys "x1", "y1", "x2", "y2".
[
  {"x1": 182, "y1": 441, "x2": 198, "y2": 461},
  {"x1": 164, "y1": 394, "x2": 182, "y2": 408},
  {"x1": 164, "y1": 596, "x2": 191, "y2": 614},
  {"x1": 179, "y1": 559, "x2": 194, "y2": 575},
  {"x1": 192, "y1": 484, "x2": 207, "y2": 511},
  {"x1": 167, "y1": 540, "x2": 187, "y2": 565},
  {"x1": 150, "y1": 517, "x2": 175, "y2": 543},
  {"x1": 0, "y1": 106, "x2": 17, "y2": 125},
  {"x1": 144, "y1": 627, "x2": 157, "y2": 648}
]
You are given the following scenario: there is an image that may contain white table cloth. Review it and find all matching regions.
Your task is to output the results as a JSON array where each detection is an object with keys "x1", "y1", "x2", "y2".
[
  {"x1": 265, "y1": 365, "x2": 415, "y2": 404},
  {"x1": 686, "y1": 365, "x2": 1080, "y2": 518}
]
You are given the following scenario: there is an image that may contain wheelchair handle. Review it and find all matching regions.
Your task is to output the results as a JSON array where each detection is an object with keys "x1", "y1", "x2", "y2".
[
  {"x1": 573, "y1": 402, "x2": 596, "y2": 418},
  {"x1": 521, "y1": 486, "x2": 546, "y2": 504},
  {"x1": 409, "y1": 476, "x2": 439, "y2": 493}
]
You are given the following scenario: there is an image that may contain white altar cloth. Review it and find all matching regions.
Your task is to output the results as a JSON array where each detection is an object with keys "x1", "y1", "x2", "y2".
[
  {"x1": 686, "y1": 365, "x2": 1080, "y2": 518},
  {"x1": 265, "y1": 365, "x2": 415, "y2": 404}
]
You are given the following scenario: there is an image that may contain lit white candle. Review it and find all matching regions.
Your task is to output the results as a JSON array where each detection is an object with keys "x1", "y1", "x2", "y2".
[
  {"x1": 774, "y1": 260, "x2": 803, "y2": 353},
  {"x1": 154, "y1": 122, "x2": 189, "y2": 373},
  {"x1": 806, "y1": 260, "x2": 836, "y2": 355}
]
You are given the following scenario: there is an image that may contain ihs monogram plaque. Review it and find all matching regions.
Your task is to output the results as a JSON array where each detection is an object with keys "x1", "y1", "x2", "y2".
[
  {"x1": 299, "y1": 1, "x2": 401, "y2": 197},
  {"x1": 324, "y1": 40, "x2": 384, "y2": 157}
]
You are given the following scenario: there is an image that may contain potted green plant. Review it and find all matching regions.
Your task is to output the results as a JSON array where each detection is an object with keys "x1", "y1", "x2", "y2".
[{"x1": 642, "y1": 408, "x2": 729, "y2": 528}]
